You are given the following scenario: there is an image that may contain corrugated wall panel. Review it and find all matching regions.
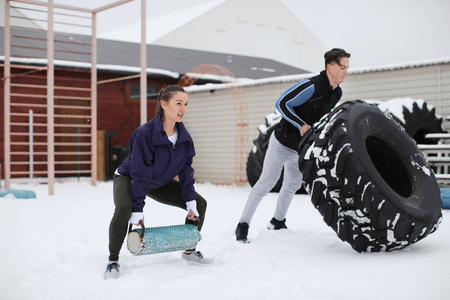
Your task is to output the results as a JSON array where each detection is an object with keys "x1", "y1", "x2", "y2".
[
  {"x1": 342, "y1": 67, "x2": 440, "y2": 101},
  {"x1": 183, "y1": 89, "x2": 235, "y2": 183},
  {"x1": 342, "y1": 64, "x2": 450, "y2": 130},
  {"x1": 438, "y1": 64, "x2": 450, "y2": 128},
  {"x1": 184, "y1": 81, "x2": 295, "y2": 184}
]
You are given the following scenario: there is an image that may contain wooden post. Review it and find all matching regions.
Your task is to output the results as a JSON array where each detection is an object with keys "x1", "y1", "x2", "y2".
[
  {"x1": 4, "y1": 0, "x2": 11, "y2": 188},
  {"x1": 91, "y1": 12, "x2": 98, "y2": 186},
  {"x1": 97, "y1": 130, "x2": 105, "y2": 181},
  {"x1": 140, "y1": 0, "x2": 147, "y2": 125},
  {"x1": 47, "y1": 0, "x2": 55, "y2": 195}
]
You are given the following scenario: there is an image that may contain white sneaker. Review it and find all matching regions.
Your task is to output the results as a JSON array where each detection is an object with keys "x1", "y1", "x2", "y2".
[
  {"x1": 182, "y1": 251, "x2": 213, "y2": 265},
  {"x1": 104, "y1": 262, "x2": 120, "y2": 279}
]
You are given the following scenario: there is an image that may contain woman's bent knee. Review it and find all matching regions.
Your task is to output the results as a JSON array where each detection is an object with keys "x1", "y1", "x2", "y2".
[{"x1": 113, "y1": 201, "x2": 132, "y2": 219}]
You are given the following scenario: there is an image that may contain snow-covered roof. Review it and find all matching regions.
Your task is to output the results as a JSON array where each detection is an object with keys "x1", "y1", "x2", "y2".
[
  {"x1": 0, "y1": 56, "x2": 181, "y2": 78},
  {"x1": 185, "y1": 73, "x2": 314, "y2": 93},
  {"x1": 186, "y1": 57, "x2": 450, "y2": 93},
  {"x1": 349, "y1": 57, "x2": 450, "y2": 74},
  {"x1": 0, "y1": 26, "x2": 308, "y2": 80},
  {"x1": 2, "y1": 25, "x2": 449, "y2": 86},
  {"x1": 4, "y1": 53, "x2": 448, "y2": 92}
]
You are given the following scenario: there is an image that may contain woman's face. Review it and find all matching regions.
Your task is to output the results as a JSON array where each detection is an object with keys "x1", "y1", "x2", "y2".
[{"x1": 161, "y1": 91, "x2": 188, "y2": 123}]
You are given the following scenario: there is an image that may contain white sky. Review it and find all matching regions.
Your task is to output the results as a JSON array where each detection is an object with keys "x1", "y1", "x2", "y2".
[{"x1": 49, "y1": 0, "x2": 450, "y2": 68}]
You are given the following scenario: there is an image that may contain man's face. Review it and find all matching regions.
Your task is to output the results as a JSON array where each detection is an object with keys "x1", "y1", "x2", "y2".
[{"x1": 328, "y1": 57, "x2": 349, "y2": 86}]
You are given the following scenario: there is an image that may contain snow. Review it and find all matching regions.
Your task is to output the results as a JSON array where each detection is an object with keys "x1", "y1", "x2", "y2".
[
  {"x1": 347, "y1": 57, "x2": 450, "y2": 74},
  {"x1": 377, "y1": 98, "x2": 433, "y2": 124},
  {"x1": 187, "y1": 57, "x2": 449, "y2": 93},
  {"x1": 4, "y1": 51, "x2": 450, "y2": 92},
  {"x1": 1, "y1": 180, "x2": 449, "y2": 300},
  {"x1": 0, "y1": 56, "x2": 180, "y2": 79}
]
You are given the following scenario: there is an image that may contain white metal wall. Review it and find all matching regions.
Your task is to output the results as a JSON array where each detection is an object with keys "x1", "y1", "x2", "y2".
[
  {"x1": 183, "y1": 80, "x2": 302, "y2": 184},
  {"x1": 341, "y1": 64, "x2": 450, "y2": 131},
  {"x1": 154, "y1": 0, "x2": 327, "y2": 72},
  {"x1": 185, "y1": 62, "x2": 450, "y2": 184},
  {"x1": 182, "y1": 89, "x2": 235, "y2": 184}
]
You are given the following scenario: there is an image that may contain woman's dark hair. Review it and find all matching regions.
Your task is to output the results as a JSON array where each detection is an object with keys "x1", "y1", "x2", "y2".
[
  {"x1": 157, "y1": 85, "x2": 186, "y2": 121},
  {"x1": 324, "y1": 48, "x2": 351, "y2": 68}
]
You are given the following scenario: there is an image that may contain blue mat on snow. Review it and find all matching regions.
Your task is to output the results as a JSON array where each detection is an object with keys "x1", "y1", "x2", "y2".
[
  {"x1": 440, "y1": 188, "x2": 450, "y2": 209},
  {"x1": 0, "y1": 189, "x2": 36, "y2": 199}
]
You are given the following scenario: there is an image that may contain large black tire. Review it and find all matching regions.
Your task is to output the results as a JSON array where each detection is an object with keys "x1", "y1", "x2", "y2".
[
  {"x1": 298, "y1": 100, "x2": 443, "y2": 252},
  {"x1": 377, "y1": 98, "x2": 446, "y2": 144}
]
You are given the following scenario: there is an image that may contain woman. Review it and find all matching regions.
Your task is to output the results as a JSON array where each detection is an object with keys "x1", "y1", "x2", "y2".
[{"x1": 104, "y1": 85, "x2": 212, "y2": 279}]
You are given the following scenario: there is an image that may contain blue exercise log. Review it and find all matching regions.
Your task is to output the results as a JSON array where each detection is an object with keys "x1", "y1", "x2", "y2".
[
  {"x1": 0, "y1": 188, "x2": 36, "y2": 199},
  {"x1": 440, "y1": 188, "x2": 450, "y2": 209},
  {"x1": 0, "y1": 163, "x2": 36, "y2": 199},
  {"x1": 127, "y1": 220, "x2": 202, "y2": 255}
]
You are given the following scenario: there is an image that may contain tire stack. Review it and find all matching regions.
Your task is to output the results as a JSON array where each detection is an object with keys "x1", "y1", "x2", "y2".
[{"x1": 376, "y1": 98, "x2": 445, "y2": 144}]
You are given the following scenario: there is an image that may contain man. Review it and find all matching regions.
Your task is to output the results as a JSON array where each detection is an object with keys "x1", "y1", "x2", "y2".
[{"x1": 235, "y1": 48, "x2": 351, "y2": 242}]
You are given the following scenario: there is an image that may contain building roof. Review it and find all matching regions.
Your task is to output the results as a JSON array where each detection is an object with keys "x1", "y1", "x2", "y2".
[
  {"x1": 0, "y1": 27, "x2": 308, "y2": 81},
  {"x1": 99, "y1": 0, "x2": 227, "y2": 44},
  {"x1": 186, "y1": 57, "x2": 450, "y2": 93},
  {"x1": 99, "y1": 0, "x2": 327, "y2": 72}
]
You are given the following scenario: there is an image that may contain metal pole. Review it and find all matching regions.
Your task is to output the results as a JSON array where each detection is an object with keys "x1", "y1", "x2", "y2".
[
  {"x1": 47, "y1": 0, "x2": 55, "y2": 194},
  {"x1": 140, "y1": 0, "x2": 147, "y2": 125},
  {"x1": 29, "y1": 110, "x2": 34, "y2": 178},
  {"x1": 76, "y1": 123, "x2": 80, "y2": 179},
  {"x1": 91, "y1": 12, "x2": 98, "y2": 185},
  {"x1": 4, "y1": 0, "x2": 11, "y2": 189}
]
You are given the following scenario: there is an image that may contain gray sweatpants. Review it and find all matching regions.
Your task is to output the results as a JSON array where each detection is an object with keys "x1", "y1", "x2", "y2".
[{"x1": 239, "y1": 133, "x2": 303, "y2": 224}]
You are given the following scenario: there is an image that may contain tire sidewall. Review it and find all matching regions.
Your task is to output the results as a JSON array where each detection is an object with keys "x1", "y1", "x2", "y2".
[{"x1": 347, "y1": 103, "x2": 441, "y2": 221}]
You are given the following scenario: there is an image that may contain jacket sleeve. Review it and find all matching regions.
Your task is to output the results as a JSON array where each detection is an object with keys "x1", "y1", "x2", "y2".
[
  {"x1": 178, "y1": 143, "x2": 197, "y2": 202},
  {"x1": 275, "y1": 79, "x2": 315, "y2": 129},
  {"x1": 129, "y1": 128, "x2": 154, "y2": 212}
]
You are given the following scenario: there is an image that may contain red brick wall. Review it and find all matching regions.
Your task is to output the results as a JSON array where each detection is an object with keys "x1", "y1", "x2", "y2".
[{"x1": 0, "y1": 66, "x2": 178, "y2": 179}]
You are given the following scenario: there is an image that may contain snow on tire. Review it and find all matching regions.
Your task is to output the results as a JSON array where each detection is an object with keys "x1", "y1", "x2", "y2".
[
  {"x1": 298, "y1": 100, "x2": 443, "y2": 252},
  {"x1": 377, "y1": 98, "x2": 446, "y2": 144}
]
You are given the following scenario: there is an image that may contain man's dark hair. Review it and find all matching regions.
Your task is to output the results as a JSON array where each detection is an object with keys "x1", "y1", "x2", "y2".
[{"x1": 324, "y1": 48, "x2": 351, "y2": 68}]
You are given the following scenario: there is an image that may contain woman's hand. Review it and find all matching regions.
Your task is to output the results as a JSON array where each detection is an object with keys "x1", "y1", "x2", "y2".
[
  {"x1": 187, "y1": 209, "x2": 196, "y2": 221},
  {"x1": 129, "y1": 212, "x2": 144, "y2": 225},
  {"x1": 186, "y1": 200, "x2": 199, "y2": 221}
]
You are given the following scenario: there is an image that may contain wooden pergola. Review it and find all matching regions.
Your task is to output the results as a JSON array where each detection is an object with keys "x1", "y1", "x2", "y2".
[{"x1": 3, "y1": 0, "x2": 148, "y2": 194}]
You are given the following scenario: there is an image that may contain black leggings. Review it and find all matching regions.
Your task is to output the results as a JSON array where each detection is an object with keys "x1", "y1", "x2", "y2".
[{"x1": 108, "y1": 174, "x2": 207, "y2": 261}]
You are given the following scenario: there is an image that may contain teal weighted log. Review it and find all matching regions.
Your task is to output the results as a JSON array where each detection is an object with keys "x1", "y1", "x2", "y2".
[
  {"x1": 440, "y1": 188, "x2": 450, "y2": 209},
  {"x1": 0, "y1": 189, "x2": 36, "y2": 199},
  {"x1": 127, "y1": 220, "x2": 202, "y2": 255}
]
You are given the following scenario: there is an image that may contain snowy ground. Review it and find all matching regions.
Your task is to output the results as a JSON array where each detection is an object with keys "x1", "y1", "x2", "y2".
[{"x1": 1, "y1": 180, "x2": 449, "y2": 300}]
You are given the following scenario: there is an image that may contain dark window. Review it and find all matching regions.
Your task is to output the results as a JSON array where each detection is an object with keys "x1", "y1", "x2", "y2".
[{"x1": 130, "y1": 85, "x2": 159, "y2": 99}]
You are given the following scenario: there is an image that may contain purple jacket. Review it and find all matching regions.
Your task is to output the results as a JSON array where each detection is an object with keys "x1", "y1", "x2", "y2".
[{"x1": 117, "y1": 115, "x2": 196, "y2": 212}]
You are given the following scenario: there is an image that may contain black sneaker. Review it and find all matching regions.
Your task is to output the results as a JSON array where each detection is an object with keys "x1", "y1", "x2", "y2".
[
  {"x1": 104, "y1": 261, "x2": 120, "y2": 279},
  {"x1": 235, "y1": 222, "x2": 249, "y2": 242},
  {"x1": 267, "y1": 218, "x2": 287, "y2": 230}
]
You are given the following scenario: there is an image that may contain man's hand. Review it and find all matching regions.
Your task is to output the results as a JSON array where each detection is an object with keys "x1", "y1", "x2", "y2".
[{"x1": 300, "y1": 124, "x2": 311, "y2": 136}]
